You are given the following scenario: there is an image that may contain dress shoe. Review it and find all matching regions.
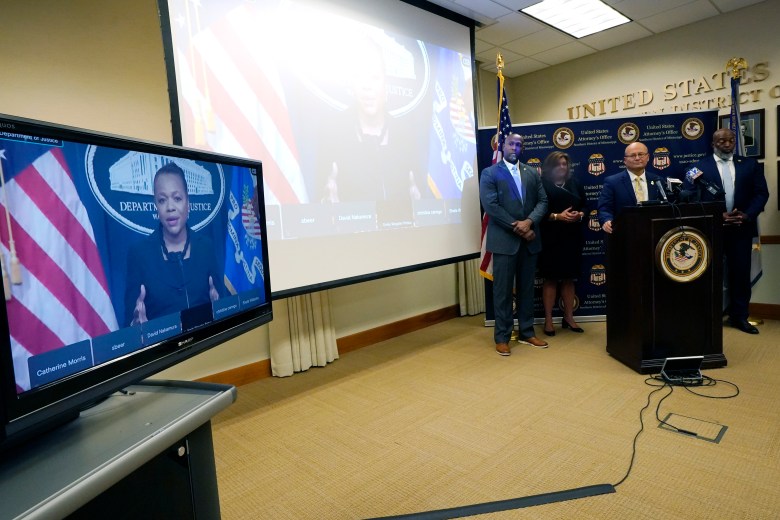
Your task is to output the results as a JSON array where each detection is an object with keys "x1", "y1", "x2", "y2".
[
  {"x1": 518, "y1": 336, "x2": 548, "y2": 348},
  {"x1": 729, "y1": 319, "x2": 759, "y2": 334},
  {"x1": 496, "y1": 342, "x2": 511, "y2": 356},
  {"x1": 543, "y1": 328, "x2": 556, "y2": 337},
  {"x1": 562, "y1": 319, "x2": 584, "y2": 333}
]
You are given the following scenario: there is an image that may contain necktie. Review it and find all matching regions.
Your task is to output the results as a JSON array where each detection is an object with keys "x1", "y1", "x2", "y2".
[
  {"x1": 633, "y1": 176, "x2": 644, "y2": 202},
  {"x1": 510, "y1": 165, "x2": 523, "y2": 203},
  {"x1": 720, "y1": 158, "x2": 734, "y2": 211}
]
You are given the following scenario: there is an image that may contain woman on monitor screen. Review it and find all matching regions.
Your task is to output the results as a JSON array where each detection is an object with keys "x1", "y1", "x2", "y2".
[{"x1": 124, "y1": 162, "x2": 224, "y2": 326}]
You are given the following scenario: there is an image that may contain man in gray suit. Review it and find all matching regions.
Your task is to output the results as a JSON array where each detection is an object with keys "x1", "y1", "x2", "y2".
[{"x1": 480, "y1": 132, "x2": 549, "y2": 356}]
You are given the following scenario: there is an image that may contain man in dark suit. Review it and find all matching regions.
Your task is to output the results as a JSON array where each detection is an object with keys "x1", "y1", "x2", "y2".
[
  {"x1": 597, "y1": 141, "x2": 663, "y2": 233},
  {"x1": 480, "y1": 133, "x2": 548, "y2": 356},
  {"x1": 685, "y1": 128, "x2": 769, "y2": 334}
]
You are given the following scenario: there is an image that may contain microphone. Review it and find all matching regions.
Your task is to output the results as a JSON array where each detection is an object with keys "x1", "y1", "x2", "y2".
[
  {"x1": 666, "y1": 177, "x2": 683, "y2": 195},
  {"x1": 685, "y1": 167, "x2": 723, "y2": 197},
  {"x1": 651, "y1": 179, "x2": 669, "y2": 203}
]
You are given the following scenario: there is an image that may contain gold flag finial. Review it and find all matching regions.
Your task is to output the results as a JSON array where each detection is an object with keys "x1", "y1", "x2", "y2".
[
  {"x1": 496, "y1": 52, "x2": 504, "y2": 73},
  {"x1": 726, "y1": 57, "x2": 748, "y2": 80}
]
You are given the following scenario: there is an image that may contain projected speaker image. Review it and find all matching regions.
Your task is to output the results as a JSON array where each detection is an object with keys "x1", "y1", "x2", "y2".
[{"x1": 161, "y1": 0, "x2": 481, "y2": 295}]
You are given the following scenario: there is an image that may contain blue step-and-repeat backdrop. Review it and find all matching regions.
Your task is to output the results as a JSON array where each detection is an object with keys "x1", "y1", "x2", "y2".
[{"x1": 477, "y1": 110, "x2": 719, "y2": 323}]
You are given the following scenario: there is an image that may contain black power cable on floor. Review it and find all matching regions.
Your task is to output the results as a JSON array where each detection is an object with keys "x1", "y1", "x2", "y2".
[{"x1": 614, "y1": 373, "x2": 740, "y2": 488}]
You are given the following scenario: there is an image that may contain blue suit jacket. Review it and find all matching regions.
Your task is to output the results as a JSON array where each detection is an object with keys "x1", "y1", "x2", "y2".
[
  {"x1": 683, "y1": 154, "x2": 768, "y2": 237},
  {"x1": 479, "y1": 161, "x2": 548, "y2": 255},
  {"x1": 597, "y1": 170, "x2": 663, "y2": 226}
]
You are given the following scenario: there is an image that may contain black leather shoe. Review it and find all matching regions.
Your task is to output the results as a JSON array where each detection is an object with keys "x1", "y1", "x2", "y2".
[
  {"x1": 729, "y1": 319, "x2": 759, "y2": 334},
  {"x1": 562, "y1": 319, "x2": 584, "y2": 333}
]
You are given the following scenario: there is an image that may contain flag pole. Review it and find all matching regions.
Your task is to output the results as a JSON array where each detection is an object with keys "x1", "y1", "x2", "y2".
[
  {"x1": 726, "y1": 57, "x2": 763, "y2": 327},
  {"x1": 494, "y1": 53, "x2": 505, "y2": 160}
]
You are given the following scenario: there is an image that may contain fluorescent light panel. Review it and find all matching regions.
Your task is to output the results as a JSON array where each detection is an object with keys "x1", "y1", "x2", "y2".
[{"x1": 522, "y1": 0, "x2": 631, "y2": 38}]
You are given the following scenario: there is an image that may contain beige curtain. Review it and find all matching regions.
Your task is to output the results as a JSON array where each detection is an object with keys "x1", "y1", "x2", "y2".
[
  {"x1": 270, "y1": 291, "x2": 338, "y2": 377},
  {"x1": 457, "y1": 258, "x2": 485, "y2": 316}
]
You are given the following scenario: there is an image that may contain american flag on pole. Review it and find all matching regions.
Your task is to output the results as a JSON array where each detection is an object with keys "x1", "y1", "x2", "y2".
[
  {"x1": 479, "y1": 65, "x2": 512, "y2": 280},
  {"x1": 0, "y1": 146, "x2": 117, "y2": 392},
  {"x1": 729, "y1": 75, "x2": 746, "y2": 157},
  {"x1": 729, "y1": 70, "x2": 763, "y2": 286},
  {"x1": 172, "y1": 1, "x2": 309, "y2": 206}
]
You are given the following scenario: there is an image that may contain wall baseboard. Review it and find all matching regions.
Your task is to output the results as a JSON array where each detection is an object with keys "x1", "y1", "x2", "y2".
[
  {"x1": 196, "y1": 359, "x2": 272, "y2": 386},
  {"x1": 196, "y1": 304, "x2": 461, "y2": 387},
  {"x1": 749, "y1": 303, "x2": 780, "y2": 320},
  {"x1": 336, "y1": 304, "x2": 461, "y2": 354}
]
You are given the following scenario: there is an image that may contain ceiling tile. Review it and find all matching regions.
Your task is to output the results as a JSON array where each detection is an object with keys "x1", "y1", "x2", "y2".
[
  {"x1": 605, "y1": 0, "x2": 697, "y2": 21},
  {"x1": 709, "y1": 0, "x2": 766, "y2": 12},
  {"x1": 531, "y1": 42, "x2": 598, "y2": 66},
  {"x1": 579, "y1": 21, "x2": 653, "y2": 50},
  {"x1": 637, "y1": 0, "x2": 719, "y2": 33},
  {"x1": 452, "y1": 0, "x2": 513, "y2": 19},
  {"x1": 475, "y1": 38, "x2": 495, "y2": 54},
  {"x1": 502, "y1": 28, "x2": 575, "y2": 56},
  {"x1": 492, "y1": 0, "x2": 539, "y2": 9},
  {"x1": 476, "y1": 12, "x2": 546, "y2": 45},
  {"x1": 476, "y1": 46, "x2": 524, "y2": 64},
  {"x1": 501, "y1": 57, "x2": 550, "y2": 77}
]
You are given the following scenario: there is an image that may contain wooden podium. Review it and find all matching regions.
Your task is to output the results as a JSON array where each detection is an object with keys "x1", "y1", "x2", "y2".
[{"x1": 606, "y1": 202, "x2": 726, "y2": 374}]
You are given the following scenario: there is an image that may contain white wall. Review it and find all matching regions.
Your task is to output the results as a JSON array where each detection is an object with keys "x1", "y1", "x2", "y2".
[
  {"x1": 480, "y1": 0, "x2": 779, "y2": 305},
  {"x1": 0, "y1": 0, "x2": 461, "y2": 381}
]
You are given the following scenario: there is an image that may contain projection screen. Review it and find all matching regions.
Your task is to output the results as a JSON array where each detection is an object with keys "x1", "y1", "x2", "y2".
[{"x1": 159, "y1": 0, "x2": 480, "y2": 296}]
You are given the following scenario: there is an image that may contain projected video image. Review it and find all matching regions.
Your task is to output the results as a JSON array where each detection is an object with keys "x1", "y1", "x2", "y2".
[
  {"x1": 0, "y1": 132, "x2": 267, "y2": 393},
  {"x1": 166, "y1": 0, "x2": 477, "y2": 239}
]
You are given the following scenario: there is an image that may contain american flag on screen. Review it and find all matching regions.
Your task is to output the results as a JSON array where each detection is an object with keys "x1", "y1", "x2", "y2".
[
  {"x1": 172, "y1": 2, "x2": 309, "y2": 205},
  {"x1": 479, "y1": 69, "x2": 512, "y2": 280},
  {"x1": 0, "y1": 147, "x2": 117, "y2": 392}
]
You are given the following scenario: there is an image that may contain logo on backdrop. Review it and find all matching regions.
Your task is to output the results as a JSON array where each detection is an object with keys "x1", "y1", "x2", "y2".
[
  {"x1": 553, "y1": 127, "x2": 575, "y2": 149},
  {"x1": 681, "y1": 118, "x2": 705, "y2": 140},
  {"x1": 652, "y1": 147, "x2": 671, "y2": 170},
  {"x1": 558, "y1": 295, "x2": 580, "y2": 311},
  {"x1": 527, "y1": 157, "x2": 542, "y2": 175},
  {"x1": 86, "y1": 146, "x2": 225, "y2": 234},
  {"x1": 587, "y1": 153, "x2": 606, "y2": 176},
  {"x1": 617, "y1": 122, "x2": 640, "y2": 144},
  {"x1": 590, "y1": 264, "x2": 606, "y2": 286},
  {"x1": 588, "y1": 210, "x2": 601, "y2": 232}
]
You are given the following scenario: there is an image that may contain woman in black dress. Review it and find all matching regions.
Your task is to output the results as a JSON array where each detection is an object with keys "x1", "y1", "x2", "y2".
[{"x1": 539, "y1": 152, "x2": 586, "y2": 336}]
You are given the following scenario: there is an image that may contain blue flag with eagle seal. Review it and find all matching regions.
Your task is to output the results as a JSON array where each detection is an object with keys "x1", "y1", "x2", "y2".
[{"x1": 224, "y1": 167, "x2": 266, "y2": 298}]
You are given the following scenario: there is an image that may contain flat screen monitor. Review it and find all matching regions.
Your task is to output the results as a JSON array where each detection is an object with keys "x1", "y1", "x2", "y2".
[{"x1": 0, "y1": 113, "x2": 272, "y2": 452}]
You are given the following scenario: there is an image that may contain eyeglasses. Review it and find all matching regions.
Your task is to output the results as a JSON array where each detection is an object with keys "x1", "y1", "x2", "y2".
[{"x1": 624, "y1": 152, "x2": 649, "y2": 159}]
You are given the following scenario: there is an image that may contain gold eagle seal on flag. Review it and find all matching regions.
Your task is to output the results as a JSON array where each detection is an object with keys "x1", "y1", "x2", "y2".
[{"x1": 655, "y1": 227, "x2": 711, "y2": 282}]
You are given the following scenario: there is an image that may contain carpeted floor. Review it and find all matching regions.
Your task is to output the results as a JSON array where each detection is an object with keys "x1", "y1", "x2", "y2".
[{"x1": 211, "y1": 316, "x2": 780, "y2": 519}]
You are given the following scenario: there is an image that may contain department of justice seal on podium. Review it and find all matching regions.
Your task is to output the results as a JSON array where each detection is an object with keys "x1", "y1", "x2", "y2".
[{"x1": 655, "y1": 226, "x2": 711, "y2": 282}]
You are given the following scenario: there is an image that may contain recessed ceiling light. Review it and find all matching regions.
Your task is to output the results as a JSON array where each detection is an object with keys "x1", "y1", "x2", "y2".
[{"x1": 522, "y1": 0, "x2": 631, "y2": 38}]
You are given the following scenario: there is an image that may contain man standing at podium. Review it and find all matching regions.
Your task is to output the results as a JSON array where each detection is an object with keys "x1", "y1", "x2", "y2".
[
  {"x1": 597, "y1": 141, "x2": 662, "y2": 234},
  {"x1": 686, "y1": 128, "x2": 768, "y2": 334},
  {"x1": 480, "y1": 132, "x2": 548, "y2": 356}
]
